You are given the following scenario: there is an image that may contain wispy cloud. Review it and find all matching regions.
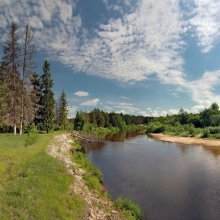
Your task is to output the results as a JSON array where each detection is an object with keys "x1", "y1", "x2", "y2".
[
  {"x1": 188, "y1": 0, "x2": 220, "y2": 53},
  {"x1": 81, "y1": 98, "x2": 100, "y2": 106},
  {"x1": 119, "y1": 96, "x2": 130, "y2": 100},
  {"x1": 74, "y1": 91, "x2": 89, "y2": 97}
]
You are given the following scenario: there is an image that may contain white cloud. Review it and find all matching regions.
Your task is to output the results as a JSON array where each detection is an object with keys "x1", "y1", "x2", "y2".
[
  {"x1": 188, "y1": 0, "x2": 220, "y2": 53},
  {"x1": 120, "y1": 96, "x2": 130, "y2": 100},
  {"x1": 104, "y1": 101, "x2": 138, "y2": 114},
  {"x1": 185, "y1": 70, "x2": 220, "y2": 109},
  {"x1": 29, "y1": 16, "x2": 43, "y2": 29},
  {"x1": 74, "y1": 91, "x2": 89, "y2": 97},
  {"x1": 81, "y1": 98, "x2": 100, "y2": 106}
]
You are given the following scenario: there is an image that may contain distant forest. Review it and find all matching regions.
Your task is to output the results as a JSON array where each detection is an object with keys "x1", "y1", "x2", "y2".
[{"x1": 146, "y1": 103, "x2": 220, "y2": 138}]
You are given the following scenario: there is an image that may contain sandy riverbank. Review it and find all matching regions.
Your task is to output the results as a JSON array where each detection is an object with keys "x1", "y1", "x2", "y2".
[{"x1": 149, "y1": 133, "x2": 220, "y2": 147}]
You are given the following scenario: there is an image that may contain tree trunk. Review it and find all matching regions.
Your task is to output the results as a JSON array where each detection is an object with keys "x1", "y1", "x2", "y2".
[
  {"x1": 19, "y1": 121, "x2": 23, "y2": 135},
  {"x1": 14, "y1": 124, "x2": 16, "y2": 135},
  {"x1": 20, "y1": 96, "x2": 24, "y2": 135}
]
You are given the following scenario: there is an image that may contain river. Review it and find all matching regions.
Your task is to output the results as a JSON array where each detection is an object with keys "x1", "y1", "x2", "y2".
[{"x1": 83, "y1": 134, "x2": 220, "y2": 220}]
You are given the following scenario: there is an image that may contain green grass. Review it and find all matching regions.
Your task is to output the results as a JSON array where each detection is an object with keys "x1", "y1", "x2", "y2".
[
  {"x1": 0, "y1": 133, "x2": 86, "y2": 220},
  {"x1": 114, "y1": 197, "x2": 142, "y2": 220},
  {"x1": 72, "y1": 151, "x2": 103, "y2": 192}
]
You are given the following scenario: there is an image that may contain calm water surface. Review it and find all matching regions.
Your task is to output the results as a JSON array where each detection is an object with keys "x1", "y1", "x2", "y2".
[{"x1": 83, "y1": 135, "x2": 220, "y2": 220}]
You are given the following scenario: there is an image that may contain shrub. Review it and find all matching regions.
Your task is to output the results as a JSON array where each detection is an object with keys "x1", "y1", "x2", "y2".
[
  {"x1": 202, "y1": 128, "x2": 210, "y2": 138},
  {"x1": 114, "y1": 197, "x2": 142, "y2": 220},
  {"x1": 25, "y1": 124, "x2": 38, "y2": 147}
]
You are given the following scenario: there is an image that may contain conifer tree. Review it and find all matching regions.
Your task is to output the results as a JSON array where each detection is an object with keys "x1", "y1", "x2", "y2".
[
  {"x1": 30, "y1": 72, "x2": 41, "y2": 125},
  {"x1": 58, "y1": 90, "x2": 68, "y2": 130},
  {"x1": 39, "y1": 60, "x2": 55, "y2": 133}
]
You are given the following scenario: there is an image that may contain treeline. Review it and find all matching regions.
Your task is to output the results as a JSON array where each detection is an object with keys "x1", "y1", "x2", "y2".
[
  {"x1": 146, "y1": 103, "x2": 220, "y2": 138},
  {"x1": 0, "y1": 23, "x2": 69, "y2": 134},
  {"x1": 74, "y1": 108, "x2": 150, "y2": 131}
]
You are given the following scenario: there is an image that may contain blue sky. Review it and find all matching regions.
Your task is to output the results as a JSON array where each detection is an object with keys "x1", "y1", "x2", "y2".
[{"x1": 1, "y1": 0, "x2": 220, "y2": 117}]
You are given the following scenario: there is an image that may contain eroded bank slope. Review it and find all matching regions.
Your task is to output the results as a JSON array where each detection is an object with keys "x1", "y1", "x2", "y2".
[{"x1": 47, "y1": 133, "x2": 123, "y2": 220}]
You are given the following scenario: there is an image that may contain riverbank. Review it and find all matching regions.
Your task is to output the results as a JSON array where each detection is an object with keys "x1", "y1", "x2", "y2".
[
  {"x1": 48, "y1": 133, "x2": 125, "y2": 219},
  {"x1": 149, "y1": 133, "x2": 220, "y2": 147}
]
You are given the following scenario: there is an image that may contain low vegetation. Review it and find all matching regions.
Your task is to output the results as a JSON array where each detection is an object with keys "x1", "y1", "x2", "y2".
[
  {"x1": 114, "y1": 197, "x2": 142, "y2": 220},
  {"x1": 0, "y1": 133, "x2": 86, "y2": 219},
  {"x1": 72, "y1": 150, "x2": 103, "y2": 192}
]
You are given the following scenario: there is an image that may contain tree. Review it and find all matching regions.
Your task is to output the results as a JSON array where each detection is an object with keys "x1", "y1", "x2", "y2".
[
  {"x1": 39, "y1": 60, "x2": 55, "y2": 133},
  {"x1": 19, "y1": 24, "x2": 35, "y2": 134},
  {"x1": 0, "y1": 64, "x2": 7, "y2": 122},
  {"x1": 58, "y1": 90, "x2": 68, "y2": 129},
  {"x1": 74, "y1": 111, "x2": 84, "y2": 130},
  {"x1": 178, "y1": 107, "x2": 188, "y2": 124},
  {"x1": 2, "y1": 22, "x2": 20, "y2": 135},
  {"x1": 30, "y1": 72, "x2": 41, "y2": 125}
]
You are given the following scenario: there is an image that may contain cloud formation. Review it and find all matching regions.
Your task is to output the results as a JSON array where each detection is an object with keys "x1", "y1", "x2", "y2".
[
  {"x1": 81, "y1": 98, "x2": 100, "y2": 106},
  {"x1": 1, "y1": 0, "x2": 220, "y2": 114},
  {"x1": 74, "y1": 91, "x2": 89, "y2": 97}
]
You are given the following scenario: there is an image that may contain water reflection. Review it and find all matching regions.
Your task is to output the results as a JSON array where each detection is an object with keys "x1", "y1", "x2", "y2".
[{"x1": 83, "y1": 134, "x2": 220, "y2": 220}]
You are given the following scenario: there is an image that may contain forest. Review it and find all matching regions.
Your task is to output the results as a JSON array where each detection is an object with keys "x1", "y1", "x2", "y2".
[{"x1": 145, "y1": 103, "x2": 220, "y2": 139}]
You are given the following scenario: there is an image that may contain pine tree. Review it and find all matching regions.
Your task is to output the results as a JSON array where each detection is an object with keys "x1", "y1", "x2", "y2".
[
  {"x1": 30, "y1": 72, "x2": 41, "y2": 125},
  {"x1": 58, "y1": 90, "x2": 68, "y2": 130},
  {"x1": 74, "y1": 111, "x2": 84, "y2": 130},
  {"x1": 19, "y1": 24, "x2": 35, "y2": 134},
  {"x1": 39, "y1": 60, "x2": 55, "y2": 133},
  {"x1": 2, "y1": 22, "x2": 20, "y2": 135}
]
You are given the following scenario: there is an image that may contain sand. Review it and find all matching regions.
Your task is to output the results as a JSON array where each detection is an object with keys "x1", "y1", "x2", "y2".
[{"x1": 149, "y1": 133, "x2": 220, "y2": 147}]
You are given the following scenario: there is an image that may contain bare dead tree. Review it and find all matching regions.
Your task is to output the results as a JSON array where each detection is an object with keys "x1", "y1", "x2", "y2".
[
  {"x1": 2, "y1": 23, "x2": 20, "y2": 135},
  {"x1": 19, "y1": 24, "x2": 35, "y2": 134}
]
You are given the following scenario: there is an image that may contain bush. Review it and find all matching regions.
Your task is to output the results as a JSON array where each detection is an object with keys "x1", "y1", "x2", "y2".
[
  {"x1": 114, "y1": 197, "x2": 142, "y2": 220},
  {"x1": 25, "y1": 124, "x2": 38, "y2": 147},
  {"x1": 145, "y1": 122, "x2": 165, "y2": 133},
  {"x1": 202, "y1": 128, "x2": 210, "y2": 138}
]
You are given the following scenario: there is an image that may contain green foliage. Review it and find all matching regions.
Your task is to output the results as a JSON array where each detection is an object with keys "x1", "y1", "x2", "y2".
[
  {"x1": 145, "y1": 122, "x2": 166, "y2": 133},
  {"x1": 24, "y1": 124, "x2": 38, "y2": 147},
  {"x1": 38, "y1": 60, "x2": 55, "y2": 133},
  {"x1": 73, "y1": 151, "x2": 103, "y2": 181},
  {"x1": 74, "y1": 111, "x2": 84, "y2": 130},
  {"x1": 72, "y1": 151, "x2": 103, "y2": 192},
  {"x1": 114, "y1": 197, "x2": 142, "y2": 220},
  {"x1": 57, "y1": 90, "x2": 68, "y2": 130},
  {"x1": 145, "y1": 103, "x2": 220, "y2": 139},
  {"x1": 82, "y1": 123, "x2": 120, "y2": 138},
  {"x1": 81, "y1": 109, "x2": 149, "y2": 130}
]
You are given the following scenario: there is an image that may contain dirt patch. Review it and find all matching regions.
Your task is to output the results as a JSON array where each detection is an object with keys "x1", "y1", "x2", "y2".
[{"x1": 47, "y1": 133, "x2": 123, "y2": 220}]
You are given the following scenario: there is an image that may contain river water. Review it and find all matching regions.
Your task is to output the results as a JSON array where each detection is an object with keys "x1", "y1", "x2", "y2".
[{"x1": 83, "y1": 134, "x2": 220, "y2": 220}]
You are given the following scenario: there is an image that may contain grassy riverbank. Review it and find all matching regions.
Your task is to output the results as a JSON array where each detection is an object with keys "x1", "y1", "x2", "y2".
[
  {"x1": 0, "y1": 133, "x2": 86, "y2": 219},
  {"x1": 0, "y1": 132, "x2": 142, "y2": 219}
]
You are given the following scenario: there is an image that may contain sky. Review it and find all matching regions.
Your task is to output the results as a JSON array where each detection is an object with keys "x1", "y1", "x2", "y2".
[{"x1": 1, "y1": 0, "x2": 220, "y2": 117}]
